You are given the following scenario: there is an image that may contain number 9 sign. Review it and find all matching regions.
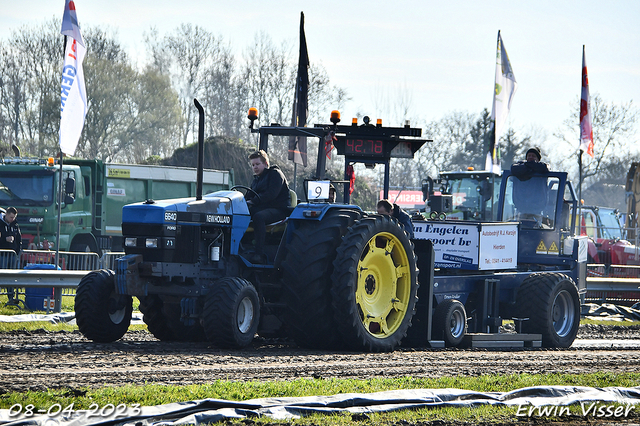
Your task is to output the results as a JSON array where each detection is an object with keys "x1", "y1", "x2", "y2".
[{"x1": 307, "y1": 181, "x2": 330, "y2": 200}]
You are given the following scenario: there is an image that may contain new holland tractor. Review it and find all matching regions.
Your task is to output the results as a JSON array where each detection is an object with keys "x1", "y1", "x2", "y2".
[
  {"x1": 74, "y1": 101, "x2": 426, "y2": 351},
  {"x1": 75, "y1": 100, "x2": 587, "y2": 350}
]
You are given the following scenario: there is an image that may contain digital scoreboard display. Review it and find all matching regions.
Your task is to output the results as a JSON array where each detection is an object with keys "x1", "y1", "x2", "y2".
[
  {"x1": 340, "y1": 138, "x2": 415, "y2": 158},
  {"x1": 343, "y1": 139, "x2": 384, "y2": 156}
]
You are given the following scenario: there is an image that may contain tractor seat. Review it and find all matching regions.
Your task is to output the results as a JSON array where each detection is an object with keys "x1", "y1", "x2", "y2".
[{"x1": 245, "y1": 189, "x2": 296, "y2": 233}]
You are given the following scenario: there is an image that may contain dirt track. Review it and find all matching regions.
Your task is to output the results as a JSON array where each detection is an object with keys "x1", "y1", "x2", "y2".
[{"x1": 1, "y1": 324, "x2": 639, "y2": 394}]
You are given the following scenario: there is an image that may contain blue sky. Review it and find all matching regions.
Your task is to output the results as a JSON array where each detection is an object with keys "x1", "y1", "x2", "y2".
[{"x1": 2, "y1": 0, "x2": 639, "y2": 141}]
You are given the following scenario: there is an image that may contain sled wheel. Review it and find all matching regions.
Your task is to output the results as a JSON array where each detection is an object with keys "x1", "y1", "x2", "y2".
[
  {"x1": 516, "y1": 272, "x2": 580, "y2": 348},
  {"x1": 433, "y1": 299, "x2": 467, "y2": 347},
  {"x1": 75, "y1": 269, "x2": 132, "y2": 342}
]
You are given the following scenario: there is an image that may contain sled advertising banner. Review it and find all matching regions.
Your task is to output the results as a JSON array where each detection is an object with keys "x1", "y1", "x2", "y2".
[{"x1": 413, "y1": 222, "x2": 518, "y2": 270}]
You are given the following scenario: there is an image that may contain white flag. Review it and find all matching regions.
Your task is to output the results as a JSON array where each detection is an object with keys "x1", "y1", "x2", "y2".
[
  {"x1": 59, "y1": 0, "x2": 87, "y2": 155},
  {"x1": 486, "y1": 31, "x2": 517, "y2": 173}
]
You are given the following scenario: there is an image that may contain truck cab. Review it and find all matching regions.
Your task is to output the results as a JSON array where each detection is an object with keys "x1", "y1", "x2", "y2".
[{"x1": 423, "y1": 170, "x2": 501, "y2": 221}]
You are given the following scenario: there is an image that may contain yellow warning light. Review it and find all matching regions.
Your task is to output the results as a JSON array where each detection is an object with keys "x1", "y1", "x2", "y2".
[
  {"x1": 376, "y1": 119, "x2": 382, "y2": 127},
  {"x1": 351, "y1": 117, "x2": 358, "y2": 125},
  {"x1": 330, "y1": 110, "x2": 341, "y2": 124},
  {"x1": 247, "y1": 107, "x2": 258, "y2": 121},
  {"x1": 47, "y1": 157, "x2": 55, "y2": 166}
]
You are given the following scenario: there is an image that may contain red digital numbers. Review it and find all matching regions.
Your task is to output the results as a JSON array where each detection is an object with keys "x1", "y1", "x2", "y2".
[{"x1": 345, "y1": 139, "x2": 383, "y2": 155}]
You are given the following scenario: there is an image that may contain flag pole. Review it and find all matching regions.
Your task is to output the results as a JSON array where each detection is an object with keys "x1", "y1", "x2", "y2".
[
  {"x1": 55, "y1": 35, "x2": 68, "y2": 270},
  {"x1": 293, "y1": 162, "x2": 298, "y2": 192}
]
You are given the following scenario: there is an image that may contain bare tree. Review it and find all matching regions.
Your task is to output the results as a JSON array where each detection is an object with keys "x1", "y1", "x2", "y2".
[{"x1": 554, "y1": 94, "x2": 639, "y2": 186}]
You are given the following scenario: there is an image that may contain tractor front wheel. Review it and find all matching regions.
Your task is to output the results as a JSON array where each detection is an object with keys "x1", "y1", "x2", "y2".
[
  {"x1": 203, "y1": 277, "x2": 260, "y2": 349},
  {"x1": 75, "y1": 270, "x2": 132, "y2": 342}
]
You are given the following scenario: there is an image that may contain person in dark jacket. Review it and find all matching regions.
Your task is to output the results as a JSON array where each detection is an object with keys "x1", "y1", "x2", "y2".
[
  {"x1": 510, "y1": 147, "x2": 550, "y2": 221},
  {"x1": 0, "y1": 206, "x2": 22, "y2": 258},
  {"x1": 377, "y1": 199, "x2": 414, "y2": 239},
  {"x1": 245, "y1": 150, "x2": 290, "y2": 263},
  {"x1": 1, "y1": 206, "x2": 22, "y2": 301}
]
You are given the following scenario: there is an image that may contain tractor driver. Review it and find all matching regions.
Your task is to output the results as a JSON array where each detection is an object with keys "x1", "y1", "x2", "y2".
[
  {"x1": 245, "y1": 150, "x2": 290, "y2": 263},
  {"x1": 510, "y1": 147, "x2": 550, "y2": 222}
]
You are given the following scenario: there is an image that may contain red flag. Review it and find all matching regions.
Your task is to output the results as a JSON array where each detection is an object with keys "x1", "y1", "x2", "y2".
[
  {"x1": 580, "y1": 46, "x2": 594, "y2": 158},
  {"x1": 346, "y1": 165, "x2": 355, "y2": 195},
  {"x1": 324, "y1": 131, "x2": 336, "y2": 159}
]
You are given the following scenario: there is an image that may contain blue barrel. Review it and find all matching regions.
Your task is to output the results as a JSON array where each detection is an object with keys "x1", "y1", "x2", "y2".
[{"x1": 23, "y1": 264, "x2": 58, "y2": 311}]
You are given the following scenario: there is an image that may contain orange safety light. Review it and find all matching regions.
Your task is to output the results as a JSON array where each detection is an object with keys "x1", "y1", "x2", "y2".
[
  {"x1": 352, "y1": 117, "x2": 358, "y2": 125},
  {"x1": 467, "y1": 166, "x2": 474, "y2": 171},
  {"x1": 330, "y1": 110, "x2": 341, "y2": 124},
  {"x1": 47, "y1": 157, "x2": 55, "y2": 166},
  {"x1": 247, "y1": 107, "x2": 259, "y2": 121},
  {"x1": 376, "y1": 119, "x2": 382, "y2": 126}
]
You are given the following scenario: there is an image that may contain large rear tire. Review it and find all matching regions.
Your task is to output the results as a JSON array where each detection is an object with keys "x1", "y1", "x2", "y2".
[
  {"x1": 281, "y1": 209, "x2": 361, "y2": 349},
  {"x1": 139, "y1": 295, "x2": 206, "y2": 341},
  {"x1": 331, "y1": 215, "x2": 419, "y2": 352},
  {"x1": 75, "y1": 270, "x2": 132, "y2": 342},
  {"x1": 202, "y1": 277, "x2": 260, "y2": 349},
  {"x1": 433, "y1": 299, "x2": 467, "y2": 347},
  {"x1": 516, "y1": 272, "x2": 580, "y2": 348},
  {"x1": 138, "y1": 295, "x2": 175, "y2": 341}
]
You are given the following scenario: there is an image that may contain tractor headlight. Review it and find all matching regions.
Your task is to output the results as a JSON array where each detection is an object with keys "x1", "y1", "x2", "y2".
[
  {"x1": 125, "y1": 237, "x2": 137, "y2": 247},
  {"x1": 145, "y1": 238, "x2": 158, "y2": 248}
]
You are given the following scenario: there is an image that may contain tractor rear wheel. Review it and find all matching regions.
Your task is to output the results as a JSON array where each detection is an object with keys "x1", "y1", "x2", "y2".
[
  {"x1": 139, "y1": 295, "x2": 175, "y2": 341},
  {"x1": 139, "y1": 296, "x2": 206, "y2": 341},
  {"x1": 75, "y1": 270, "x2": 132, "y2": 342},
  {"x1": 281, "y1": 209, "x2": 361, "y2": 349},
  {"x1": 331, "y1": 215, "x2": 419, "y2": 352},
  {"x1": 433, "y1": 299, "x2": 467, "y2": 347},
  {"x1": 203, "y1": 277, "x2": 260, "y2": 349},
  {"x1": 516, "y1": 272, "x2": 580, "y2": 348}
]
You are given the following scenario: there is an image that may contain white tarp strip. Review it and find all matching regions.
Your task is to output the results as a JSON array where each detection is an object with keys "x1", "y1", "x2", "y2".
[
  {"x1": 0, "y1": 386, "x2": 638, "y2": 426},
  {"x1": 0, "y1": 312, "x2": 144, "y2": 325}
]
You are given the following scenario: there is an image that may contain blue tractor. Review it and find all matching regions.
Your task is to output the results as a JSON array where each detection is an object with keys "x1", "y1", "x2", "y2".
[
  {"x1": 75, "y1": 100, "x2": 587, "y2": 350},
  {"x1": 74, "y1": 101, "x2": 427, "y2": 351}
]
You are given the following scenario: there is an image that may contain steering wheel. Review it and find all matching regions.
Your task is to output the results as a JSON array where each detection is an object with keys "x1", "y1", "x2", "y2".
[{"x1": 231, "y1": 185, "x2": 261, "y2": 201}]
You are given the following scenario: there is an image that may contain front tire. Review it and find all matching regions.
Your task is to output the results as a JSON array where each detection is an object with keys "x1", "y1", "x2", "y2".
[
  {"x1": 203, "y1": 277, "x2": 260, "y2": 349},
  {"x1": 331, "y1": 215, "x2": 419, "y2": 352},
  {"x1": 516, "y1": 272, "x2": 580, "y2": 348},
  {"x1": 75, "y1": 270, "x2": 132, "y2": 342}
]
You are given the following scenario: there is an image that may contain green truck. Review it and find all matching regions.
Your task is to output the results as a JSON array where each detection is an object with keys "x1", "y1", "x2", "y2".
[{"x1": 0, "y1": 158, "x2": 232, "y2": 253}]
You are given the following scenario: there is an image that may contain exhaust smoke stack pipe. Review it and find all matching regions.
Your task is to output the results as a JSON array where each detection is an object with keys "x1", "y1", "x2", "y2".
[{"x1": 194, "y1": 98, "x2": 204, "y2": 201}]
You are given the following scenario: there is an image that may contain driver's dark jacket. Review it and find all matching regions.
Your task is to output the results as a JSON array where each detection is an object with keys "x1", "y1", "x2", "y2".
[
  {"x1": 246, "y1": 166, "x2": 289, "y2": 213},
  {"x1": 510, "y1": 161, "x2": 550, "y2": 215},
  {"x1": 392, "y1": 204, "x2": 415, "y2": 239},
  {"x1": 0, "y1": 214, "x2": 22, "y2": 253}
]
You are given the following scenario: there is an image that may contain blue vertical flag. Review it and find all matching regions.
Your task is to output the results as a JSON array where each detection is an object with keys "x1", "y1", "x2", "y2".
[{"x1": 59, "y1": 0, "x2": 87, "y2": 156}]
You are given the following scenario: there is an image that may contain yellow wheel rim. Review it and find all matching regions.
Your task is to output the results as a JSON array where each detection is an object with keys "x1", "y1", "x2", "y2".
[{"x1": 354, "y1": 231, "x2": 412, "y2": 338}]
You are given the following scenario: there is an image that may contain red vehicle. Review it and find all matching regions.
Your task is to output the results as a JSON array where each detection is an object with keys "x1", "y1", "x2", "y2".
[{"x1": 575, "y1": 205, "x2": 640, "y2": 276}]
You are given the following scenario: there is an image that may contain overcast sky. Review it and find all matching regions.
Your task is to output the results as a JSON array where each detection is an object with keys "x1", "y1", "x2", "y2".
[{"x1": 2, "y1": 1, "x2": 639, "y2": 145}]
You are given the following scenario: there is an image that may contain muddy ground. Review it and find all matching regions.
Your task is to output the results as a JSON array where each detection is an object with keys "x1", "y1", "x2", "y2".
[{"x1": 0, "y1": 324, "x2": 639, "y2": 395}]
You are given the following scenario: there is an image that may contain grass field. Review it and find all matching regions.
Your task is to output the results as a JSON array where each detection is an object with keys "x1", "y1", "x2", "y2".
[{"x1": 1, "y1": 293, "x2": 639, "y2": 424}]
